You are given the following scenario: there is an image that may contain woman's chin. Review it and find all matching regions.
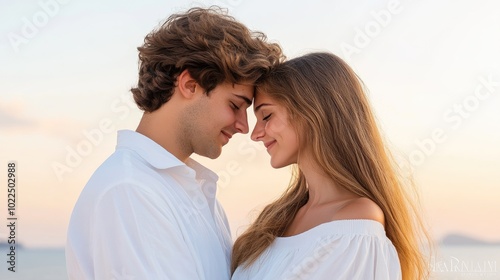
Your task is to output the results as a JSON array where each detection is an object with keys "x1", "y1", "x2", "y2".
[{"x1": 270, "y1": 158, "x2": 293, "y2": 169}]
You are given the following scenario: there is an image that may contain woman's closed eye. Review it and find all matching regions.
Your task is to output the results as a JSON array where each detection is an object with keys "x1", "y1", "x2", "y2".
[{"x1": 263, "y1": 113, "x2": 272, "y2": 121}]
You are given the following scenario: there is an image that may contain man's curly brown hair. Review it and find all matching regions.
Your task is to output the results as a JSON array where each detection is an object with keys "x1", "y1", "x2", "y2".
[{"x1": 131, "y1": 6, "x2": 284, "y2": 112}]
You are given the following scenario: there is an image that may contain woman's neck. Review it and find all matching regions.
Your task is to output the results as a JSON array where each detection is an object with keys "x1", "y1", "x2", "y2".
[{"x1": 298, "y1": 157, "x2": 357, "y2": 206}]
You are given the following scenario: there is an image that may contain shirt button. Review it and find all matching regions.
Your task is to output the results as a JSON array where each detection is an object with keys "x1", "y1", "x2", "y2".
[{"x1": 203, "y1": 184, "x2": 217, "y2": 198}]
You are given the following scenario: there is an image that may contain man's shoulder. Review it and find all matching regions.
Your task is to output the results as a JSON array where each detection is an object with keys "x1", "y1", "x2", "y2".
[
  {"x1": 92, "y1": 148, "x2": 155, "y2": 178},
  {"x1": 81, "y1": 149, "x2": 164, "y2": 196}
]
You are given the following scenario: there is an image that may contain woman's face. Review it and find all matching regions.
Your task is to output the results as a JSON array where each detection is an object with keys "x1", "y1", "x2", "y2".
[{"x1": 251, "y1": 90, "x2": 300, "y2": 168}]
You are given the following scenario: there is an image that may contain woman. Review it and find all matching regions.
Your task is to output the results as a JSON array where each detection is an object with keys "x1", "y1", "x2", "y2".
[{"x1": 231, "y1": 52, "x2": 430, "y2": 280}]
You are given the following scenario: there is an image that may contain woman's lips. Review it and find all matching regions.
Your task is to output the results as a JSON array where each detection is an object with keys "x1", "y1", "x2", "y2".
[{"x1": 265, "y1": 140, "x2": 277, "y2": 151}]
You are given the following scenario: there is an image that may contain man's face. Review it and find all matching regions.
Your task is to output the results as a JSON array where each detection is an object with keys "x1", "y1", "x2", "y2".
[{"x1": 181, "y1": 82, "x2": 253, "y2": 159}]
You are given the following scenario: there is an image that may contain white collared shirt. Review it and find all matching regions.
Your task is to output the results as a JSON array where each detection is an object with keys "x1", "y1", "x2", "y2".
[{"x1": 66, "y1": 130, "x2": 232, "y2": 280}]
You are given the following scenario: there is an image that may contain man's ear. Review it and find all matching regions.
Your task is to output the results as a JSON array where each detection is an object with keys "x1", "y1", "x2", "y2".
[{"x1": 177, "y1": 69, "x2": 199, "y2": 99}]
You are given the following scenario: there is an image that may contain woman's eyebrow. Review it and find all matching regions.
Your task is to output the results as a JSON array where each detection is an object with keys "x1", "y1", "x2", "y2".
[{"x1": 254, "y1": 103, "x2": 270, "y2": 113}]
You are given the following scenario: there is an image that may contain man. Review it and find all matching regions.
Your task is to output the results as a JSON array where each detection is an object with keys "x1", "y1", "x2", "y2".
[{"x1": 66, "y1": 7, "x2": 283, "y2": 279}]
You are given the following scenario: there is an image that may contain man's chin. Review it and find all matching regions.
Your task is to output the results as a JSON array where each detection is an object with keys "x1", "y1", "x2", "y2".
[
  {"x1": 197, "y1": 146, "x2": 222, "y2": 159},
  {"x1": 205, "y1": 153, "x2": 221, "y2": 160}
]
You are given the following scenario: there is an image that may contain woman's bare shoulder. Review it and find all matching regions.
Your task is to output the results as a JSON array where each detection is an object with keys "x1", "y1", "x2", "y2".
[{"x1": 333, "y1": 197, "x2": 385, "y2": 226}]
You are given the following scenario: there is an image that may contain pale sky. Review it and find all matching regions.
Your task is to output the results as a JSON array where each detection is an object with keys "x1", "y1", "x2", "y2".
[{"x1": 1, "y1": 0, "x2": 499, "y2": 248}]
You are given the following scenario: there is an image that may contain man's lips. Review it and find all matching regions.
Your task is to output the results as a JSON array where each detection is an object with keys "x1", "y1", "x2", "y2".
[{"x1": 221, "y1": 131, "x2": 232, "y2": 140}]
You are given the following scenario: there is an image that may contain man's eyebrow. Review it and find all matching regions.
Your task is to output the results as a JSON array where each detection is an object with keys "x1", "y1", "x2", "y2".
[
  {"x1": 254, "y1": 103, "x2": 270, "y2": 113},
  {"x1": 235, "y1": 94, "x2": 252, "y2": 106}
]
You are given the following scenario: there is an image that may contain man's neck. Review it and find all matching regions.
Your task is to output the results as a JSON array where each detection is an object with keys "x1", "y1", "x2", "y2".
[{"x1": 136, "y1": 111, "x2": 191, "y2": 163}]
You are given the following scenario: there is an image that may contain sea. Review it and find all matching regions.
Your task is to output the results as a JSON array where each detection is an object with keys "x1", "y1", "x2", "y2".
[{"x1": 0, "y1": 246, "x2": 498, "y2": 279}]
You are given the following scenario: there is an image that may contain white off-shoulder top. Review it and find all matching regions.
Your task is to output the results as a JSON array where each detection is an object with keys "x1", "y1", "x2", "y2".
[{"x1": 232, "y1": 219, "x2": 401, "y2": 280}]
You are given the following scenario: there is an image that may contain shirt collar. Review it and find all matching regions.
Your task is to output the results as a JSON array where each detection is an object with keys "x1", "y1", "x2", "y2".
[
  {"x1": 116, "y1": 129, "x2": 183, "y2": 169},
  {"x1": 186, "y1": 158, "x2": 219, "y2": 182},
  {"x1": 116, "y1": 130, "x2": 218, "y2": 181}
]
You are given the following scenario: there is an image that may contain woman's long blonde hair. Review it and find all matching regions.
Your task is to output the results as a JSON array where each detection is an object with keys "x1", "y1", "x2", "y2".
[{"x1": 231, "y1": 52, "x2": 431, "y2": 279}]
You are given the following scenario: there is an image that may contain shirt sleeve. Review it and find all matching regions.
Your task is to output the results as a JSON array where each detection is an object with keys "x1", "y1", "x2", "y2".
[
  {"x1": 290, "y1": 234, "x2": 402, "y2": 280},
  {"x1": 90, "y1": 182, "x2": 202, "y2": 280}
]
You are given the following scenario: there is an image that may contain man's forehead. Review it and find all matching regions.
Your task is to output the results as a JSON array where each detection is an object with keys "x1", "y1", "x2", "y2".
[
  {"x1": 231, "y1": 83, "x2": 254, "y2": 104},
  {"x1": 232, "y1": 92, "x2": 253, "y2": 106}
]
